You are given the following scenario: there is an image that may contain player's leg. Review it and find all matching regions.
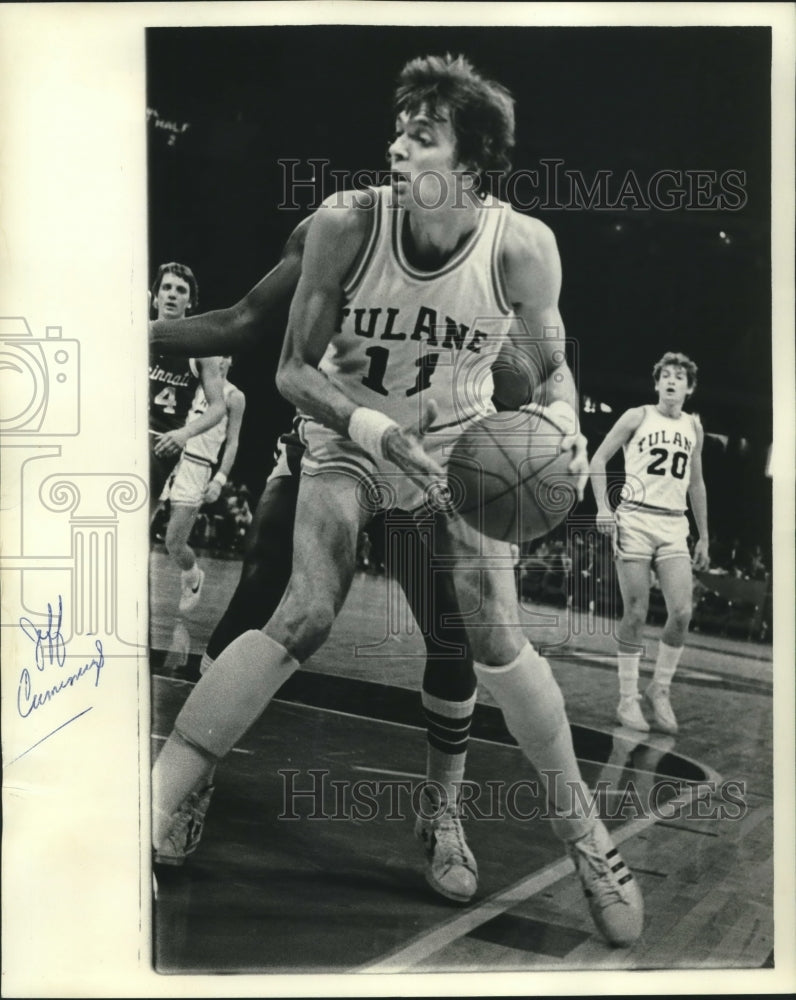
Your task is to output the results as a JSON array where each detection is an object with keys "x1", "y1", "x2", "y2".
[
  {"x1": 643, "y1": 553, "x2": 692, "y2": 734},
  {"x1": 165, "y1": 503, "x2": 205, "y2": 613},
  {"x1": 202, "y1": 471, "x2": 299, "y2": 668},
  {"x1": 386, "y1": 510, "x2": 478, "y2": 902},
  {"x1": 150, "y1": 446, "x2": 177, "y2": 523},
  {"x1": 152, "y1": 470, "x2": 366, "y2": 851},
  {"x1": 163, "y1": 458, "x2": 214, "y2": 613},
  {"x1": 442, "y1": 512, "x2": 643, "y2": 946},
  {"x1": 614, "y1": 557, "x2": 653, "y2": 731},
  {"x1": 156, "y1": 467, "x2": 299, "y2": 865},
  {"x1": 387, "y1": 512, "x2": 476, "y2": 806}
]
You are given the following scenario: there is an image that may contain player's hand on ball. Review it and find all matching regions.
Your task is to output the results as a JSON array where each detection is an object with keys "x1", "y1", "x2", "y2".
[
  {"x1": 538, "y1": 401, "x2": 589, "y2": 501},
  {"x1": 692, "y1": 538, "x2": 710, "y2": 572},
  {"x1": 383, "y1": 400, "x2": 445, "y2": 488}
]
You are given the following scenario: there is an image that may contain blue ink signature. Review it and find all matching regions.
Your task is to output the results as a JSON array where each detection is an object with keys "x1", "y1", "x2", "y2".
[
  {"x1": 17, "y1": 595, "x2": 104, "y2": 718},
  {"x1": 19, "y1": 594, "x2": 66, "y2": 670}
]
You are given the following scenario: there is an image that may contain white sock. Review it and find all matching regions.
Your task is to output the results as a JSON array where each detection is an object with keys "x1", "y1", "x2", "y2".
[
  {"x1": 176, "y1": 630, "x2": 299, "y2": 758},
  {"x1": 154, "y1": 631, "x2": 299, "y2": 849},
  {"x1": 475, "y1": 643, "x2": 593, "y2": 841},
  {"x1": 617, "y1": 653, "x2": 641, "y2": 700},
  {"x1": 425, "y1": 746, "x2": 467, "y2": 813},
  {"x1": 181, "y1": 563, "x2": 201, "y2": 588},
  {"x1": 653, "y1": 642, "x2": 683, "y2": 687},
  {"x1": 422, "y1": 690, "x2": 475, "y2": 811}
]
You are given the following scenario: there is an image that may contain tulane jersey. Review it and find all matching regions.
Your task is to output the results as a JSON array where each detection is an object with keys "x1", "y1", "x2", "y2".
[
  {"x1": 318, "y1": 187, "x2": 515, "y2": 430},
  {"x1": 619, "y1": 405, "x2": 699, "y2": 513},
  {"x1": 184, "y1": 380, "x2": 236, "y2": 465},
  {"x1": 149, "y1": 355, "x2": 199, "y2": 435}
]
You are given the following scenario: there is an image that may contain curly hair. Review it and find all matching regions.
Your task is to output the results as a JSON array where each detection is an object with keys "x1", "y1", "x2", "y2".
[
  {"x1": 394, "y1": 54, "x2": 515, "y2": 179},
  {"x1": 653, "y1": 351, "x2": 698, "y2": 389}
]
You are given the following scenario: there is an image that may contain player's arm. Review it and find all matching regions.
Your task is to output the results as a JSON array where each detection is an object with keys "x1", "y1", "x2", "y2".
[
  {"x1": 277, "y1": 196, "x2": 444, "y2": 482},
  {"x1": 276, "y1": 201, "x2": 367, "y2": 434},
  {"x1": 204, "y1": 388, "x2": 246, "y2": 505},
  {"x1": 687, "y1": 416, "x2": 710, "y2": 570},
  {"x1": 154, "y1": 357, "x2": 227, "y2": 457},
  {"x1": 500, "y1": 216, "x2": 587, "y2": 496},
  {"x1": 149, "y1": 217, "x2": 312, "y2": 357},
  {"x1": 588, "y1": 407, "x2": 645, "y2": 532}
]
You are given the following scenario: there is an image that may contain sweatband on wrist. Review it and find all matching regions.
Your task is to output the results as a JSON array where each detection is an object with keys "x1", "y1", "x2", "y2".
[
  {"x1": 545, "y1": 400, "x2": 578, "y2": 435},
  {"x1": 348, "y1": 407, "x2": 399, "y2": 459},
  {"x1": 213, "y1": 472, "x2": 227, "y2": 487}
]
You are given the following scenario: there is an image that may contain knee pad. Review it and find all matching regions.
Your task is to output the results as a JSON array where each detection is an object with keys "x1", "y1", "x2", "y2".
[{"x1": 176, "y1": 630, "x2": 299, "y2": 758}]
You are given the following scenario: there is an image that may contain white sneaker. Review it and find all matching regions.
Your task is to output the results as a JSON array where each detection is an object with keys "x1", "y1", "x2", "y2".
[
  {"x1": 644, "y1": 681, "x2": 678, "y2": 734},
  {"x1": 565, "y1": 819, "x2": 644, "y2": 947},
  {"x1": 154, "y1": 784, "x2": 215, "y2": 866},
  {"x1": 178, "y1": 567, "x2": 205, "y2": 614},
  {"x1": 616, "y1": 695, "x2": 650, "y2": 732},
  {"x1": 414, "y1": 789, "x2": 478, "y2": 903}
]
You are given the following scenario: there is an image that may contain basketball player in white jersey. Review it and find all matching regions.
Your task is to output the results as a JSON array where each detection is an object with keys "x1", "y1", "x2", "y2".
[
  {"x1": 149, "y1": 262, "x2": 227, "y2": 520},
  {"x1": 152, "y1": 218, "x2": 488, "y2": 901},
  {"x1": 161, "y1": 356, "x2": 246, "y2": 613},
  {"x1": 152, "y1": 55, "x2": 643, "y2": 946},
  {"x1": 589, "y1": 352, "x2": 710, "y2": 733}
]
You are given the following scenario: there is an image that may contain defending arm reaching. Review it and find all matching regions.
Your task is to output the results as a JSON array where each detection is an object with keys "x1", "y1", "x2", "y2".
[{"x1": 149, "y1": 217, "x2": 312, "y2": 357}]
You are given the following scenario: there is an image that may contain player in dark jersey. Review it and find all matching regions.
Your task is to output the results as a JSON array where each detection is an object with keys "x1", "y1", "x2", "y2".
[
  {"x1": 148, "y1": 262, "x2": 227, "y2": 520},
  {"x1": 150, "y1": 226, "x2": 480, "y2": 902}
]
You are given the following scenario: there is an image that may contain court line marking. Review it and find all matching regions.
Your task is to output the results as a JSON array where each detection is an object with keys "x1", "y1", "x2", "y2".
[
  {"x1": 355, "y1": 783, "x2": 704, "y2": 973},
  {"x1": 151, "y1": 675, "x2": 723, "y2": 968},
  {"x1": 352, "y1": 765, "x2": 425, "y2": 779},
  {"x1": 150, "y1": 731, "x2": 254, "y2": 755},
  {"x1": 154, "y1": 674, "x2": 721, "y2": 780}
]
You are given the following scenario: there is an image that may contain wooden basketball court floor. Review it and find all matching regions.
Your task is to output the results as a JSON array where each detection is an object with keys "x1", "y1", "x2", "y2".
[{"x1": 149, "y1": 549, "x2": 774, "y2": 975}]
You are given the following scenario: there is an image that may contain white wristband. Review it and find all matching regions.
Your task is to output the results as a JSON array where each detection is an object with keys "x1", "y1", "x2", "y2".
[
  {"x1": 348, "y1": 407, "x2": 399, "y2": 459},
  {"x1": 545, "y1": 400, "x2": 578, "y2": 435},
  {"x1": 212, "y1": 471, "x2": 227, "y2": 487}
]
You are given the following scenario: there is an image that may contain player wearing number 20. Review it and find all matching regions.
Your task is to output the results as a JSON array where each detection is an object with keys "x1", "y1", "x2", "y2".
[
  {"x1": 589, "y1": 352, "x2": 710, "y2": 735},
  {"x1": 148, "y1": 262, "x2": 227, "y2": 519}
]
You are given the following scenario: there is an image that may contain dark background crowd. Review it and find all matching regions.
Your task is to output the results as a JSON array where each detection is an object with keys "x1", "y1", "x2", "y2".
[
  {"x1": 147, "y1": 25, "x2": 775, "y2": 647},
  {"x1": 356, "y1": 522, "x2": 772, "y2": 644}
]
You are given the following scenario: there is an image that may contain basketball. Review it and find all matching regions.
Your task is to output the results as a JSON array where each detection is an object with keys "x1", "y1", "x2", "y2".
[{"x1": 446, "y1": 409, "x2": 578, "y2": 543}]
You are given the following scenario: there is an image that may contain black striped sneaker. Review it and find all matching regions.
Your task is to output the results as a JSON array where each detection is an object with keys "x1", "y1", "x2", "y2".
[{"x1": 565, "y1": 819, "x2": 644, "y2": 947}]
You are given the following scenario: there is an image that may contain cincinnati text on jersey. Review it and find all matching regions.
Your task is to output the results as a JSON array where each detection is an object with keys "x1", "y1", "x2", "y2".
[{"x1": 149, "y1": 363, "x2": 195, "y2": 388}]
